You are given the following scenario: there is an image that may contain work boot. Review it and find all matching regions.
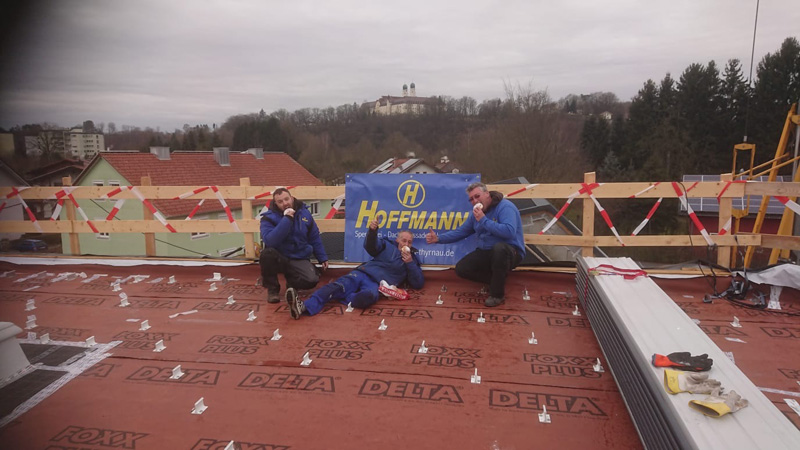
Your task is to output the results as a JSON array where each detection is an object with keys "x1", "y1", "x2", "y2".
[
  {"x1": 266, "y1": 290, "x2": 280, "y2": 304},
  {"x1": 485, "y1": 296, "x2": 505, "y2": 307},
  {"x1": 286, "y1": 288, "x2": 306, "y2": 319}
]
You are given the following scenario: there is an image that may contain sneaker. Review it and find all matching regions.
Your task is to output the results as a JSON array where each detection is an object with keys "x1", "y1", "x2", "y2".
[
  {"x1": 267, "y1": 290, "x2": 280, "y2": 304},
  {"x1": 286, "y1": 288, "x2": 306, "y2": 319},
  {"x1": 485, "y1": 296, "x2": 505, "y2": 307}
]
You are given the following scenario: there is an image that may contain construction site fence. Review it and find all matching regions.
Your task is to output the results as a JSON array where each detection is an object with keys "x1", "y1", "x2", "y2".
[{"x1": 1, "y1": 173, "x2": 799, "y2": 266}]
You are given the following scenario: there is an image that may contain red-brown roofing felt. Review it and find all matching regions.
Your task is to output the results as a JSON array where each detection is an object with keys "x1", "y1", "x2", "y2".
[
  {"x1": 95, "y1": 152, "x2": 323, "y2": 217},
  {"x1": 0, "y1": 262, "x2": 798, "y2": 449}
]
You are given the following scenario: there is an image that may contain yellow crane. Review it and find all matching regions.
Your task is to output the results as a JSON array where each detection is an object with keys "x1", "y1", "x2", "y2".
[{"x1": 734, "y1": 103, "x2": 800, "y2": 268}]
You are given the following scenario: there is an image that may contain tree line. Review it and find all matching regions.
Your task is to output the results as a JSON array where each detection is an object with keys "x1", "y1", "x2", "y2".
[{"x1": 3, "y1": 37, "x2": 797, "y2": 196}]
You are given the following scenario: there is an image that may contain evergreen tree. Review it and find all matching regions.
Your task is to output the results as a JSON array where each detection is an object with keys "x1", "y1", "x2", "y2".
[
  {"x1": 183, "y1": 130, "x2": 197, "y2": 150},
  {"x1": 676, "y1": 61, "x2": 724, "y2": 171},
  {"x1": 658, "y1": 73, "x2": 677, "y2": 119},
  {"x1": 580, "y1": 115, "x2": 610, "y2": 168},
  {"x1": 622, "y1": 79, "x2": 660, "y2": 170},
  {"x1": 168, "y1": 133, "x2": 180, "y2": 151},
  {"x1": 750, "y1": 37, "x2": 800, "y2": 161},
  {"x1": 720, "y1": 59, "x2": 751, "y2": 154}
]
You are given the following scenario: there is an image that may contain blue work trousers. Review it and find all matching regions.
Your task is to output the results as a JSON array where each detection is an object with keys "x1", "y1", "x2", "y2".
[{"x1": 304, "y1": 270, "x2": 379, "y2": 315}]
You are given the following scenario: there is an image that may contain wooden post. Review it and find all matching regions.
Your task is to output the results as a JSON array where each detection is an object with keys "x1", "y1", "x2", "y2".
[
  {"x1": 141, "y1": 176, "x2": 156, "y2": 257},
  {"x1": 62, "y1": 176, "x2": 80, "y2": 255},
  {"x1": 717, "y1": 173, "x2": 732, "y2": 266},
  {"x1": 240, "y1": 177, "x2": 256, "y2": 259},
  {"x1": 581, "y1": 172, "x2": 596, "y2": 257}
]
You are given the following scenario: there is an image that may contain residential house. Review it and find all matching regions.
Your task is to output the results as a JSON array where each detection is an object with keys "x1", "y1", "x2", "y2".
[
  {"x1": 62, "y1": 147, "x2": 331, "y2": 258},
  {"x1": 26, "y1": 159, "x2": 87, "y2": 219},
  {"x1": 370, "y1": 156, "x2": 441, "y2": 174},
  {"x1": 0, "y1": 160, "x2": 30, "y2": 243}
]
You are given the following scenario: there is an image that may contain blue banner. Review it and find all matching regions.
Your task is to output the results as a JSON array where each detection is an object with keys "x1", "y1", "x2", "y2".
[{"x1": 344, "y1": 173, "x2": 480, "y2": 265}]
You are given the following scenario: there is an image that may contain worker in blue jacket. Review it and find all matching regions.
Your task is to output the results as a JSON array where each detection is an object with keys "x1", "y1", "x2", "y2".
[
  {"x1": 287, "y1": 218, "x2": 424, "y2": 319},
  {"x1": 426, "y1": 181, "x2": 524, "y2": 307},
  {"x1": 259, "y1": 188, "x2": 328, "y2": 303}
]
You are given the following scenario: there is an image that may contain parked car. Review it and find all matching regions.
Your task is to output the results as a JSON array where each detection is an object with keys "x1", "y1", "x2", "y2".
[{"x1": 14, "y1": 239, "x2": 47, "y2": 252}]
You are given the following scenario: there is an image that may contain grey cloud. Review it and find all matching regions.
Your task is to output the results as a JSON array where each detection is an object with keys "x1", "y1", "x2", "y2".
[{"x1": 1, "y1": 0, "x2": 798, "y2": 131}]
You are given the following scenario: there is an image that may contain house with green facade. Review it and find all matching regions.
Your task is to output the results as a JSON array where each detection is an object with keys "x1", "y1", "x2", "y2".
[{"x1": 61, "y1": 147, "x2": 332, "y2": 258}]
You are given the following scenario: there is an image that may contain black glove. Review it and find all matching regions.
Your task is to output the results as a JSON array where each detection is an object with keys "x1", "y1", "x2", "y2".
[{"x1": 652, "y1": 352, "x2": 713, "y2": 372}]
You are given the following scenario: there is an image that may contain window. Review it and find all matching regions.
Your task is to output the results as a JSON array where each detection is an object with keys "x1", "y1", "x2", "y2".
[
  {"x1": 218, "y1": 247, "x2": 239, "y2": 257},
  {"x1": 95, "y1": 217, "x2": 109, "y2": 239},
  {"x1": 92, "y1": 180, "x2": 105, "y2": 202},
  {"x1": 308, "y1": 201, "x2": 319, "y2": 217}
]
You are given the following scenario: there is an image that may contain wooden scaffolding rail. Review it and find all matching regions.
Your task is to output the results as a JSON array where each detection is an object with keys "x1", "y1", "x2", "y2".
[{"x1": 2, "y1": 173, "x2": 799, "y2": 265}]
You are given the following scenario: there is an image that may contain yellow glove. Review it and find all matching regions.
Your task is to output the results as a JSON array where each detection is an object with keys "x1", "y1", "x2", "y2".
[
  {"x1": 688, "y1": 390, "x2": 749, "y2": 418},
  {"x1": 663, "y1": 369, "x2": 721, "y2": 395}
]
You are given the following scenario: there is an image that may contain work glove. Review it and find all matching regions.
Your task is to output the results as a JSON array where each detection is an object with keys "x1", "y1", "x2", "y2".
[
  {"x1": 652, "y1": 352, "x2": 713, "y2": 372},
  {"x1": 688, "y1": 390, "x2": 749, "y2": 418},
  {"x1": 663, "y1": 369, "x2": 722, "y2": 395}
]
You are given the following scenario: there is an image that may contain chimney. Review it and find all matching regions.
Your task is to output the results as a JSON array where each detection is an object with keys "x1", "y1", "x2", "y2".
[
  {"x1": 244, "y1": 148, "x2": 264, "y2": 159},
  {"x1": 150, "y1": 146, "x2": 170, "y2": 160},
  {"x1": 213, "y1": 147, "x2": 230, "y2": 166}
]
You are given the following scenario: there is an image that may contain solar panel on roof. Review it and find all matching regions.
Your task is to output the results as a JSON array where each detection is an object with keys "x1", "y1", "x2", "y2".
[{"x1": 680, "y1": 175, "x2": 788, "y2": 215}]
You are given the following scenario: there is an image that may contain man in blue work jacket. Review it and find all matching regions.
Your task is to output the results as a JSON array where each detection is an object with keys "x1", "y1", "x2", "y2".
[
  {"x1": 259, "y1": 188, "x2": 328, "y2": 303},
  {"x1": 426, "y1": 181, "x2": 524, "y2": 307},
  {"x1": 286, "y1": 218, "x2": 424, "y2": 319}
]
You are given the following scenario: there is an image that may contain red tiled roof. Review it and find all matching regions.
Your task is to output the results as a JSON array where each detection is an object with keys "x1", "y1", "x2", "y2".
[{"x1": 91, "y1": 152, "x2": 322, "y2": 217}]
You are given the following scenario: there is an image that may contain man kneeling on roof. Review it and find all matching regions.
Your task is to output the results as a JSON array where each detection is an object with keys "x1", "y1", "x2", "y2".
[
  {"x1": 286, "y1": 218, "x2": 424, "y2": 319},
  {"x1": 259, "y1": 188, "x2": 328, "y2": 303}
]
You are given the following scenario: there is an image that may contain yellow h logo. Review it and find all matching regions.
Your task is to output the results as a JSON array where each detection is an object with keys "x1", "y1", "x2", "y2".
[{"x1": 397, "y1": 180, "x2": 425, "y2": 208}]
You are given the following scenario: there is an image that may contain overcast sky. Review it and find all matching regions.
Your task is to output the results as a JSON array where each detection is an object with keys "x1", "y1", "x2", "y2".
[{"x1": 1, "y1": 0, "x2": 797, "y2": 132}]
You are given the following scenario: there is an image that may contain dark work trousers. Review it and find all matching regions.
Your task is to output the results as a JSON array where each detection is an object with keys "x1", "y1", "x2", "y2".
[
  {"x1": 454, "y1": 242, "x2": 522, "y2": 299},
  {"x1": 303, "y1": 270, "x2": 379, "y2": 315},
  {"x1": 259, "y1": 247, "x2": 320, "y2": 294}
]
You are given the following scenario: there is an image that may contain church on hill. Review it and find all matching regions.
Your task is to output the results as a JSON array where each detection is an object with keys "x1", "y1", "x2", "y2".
[{"x1": 363, "y1": 83, "x2": 440, "y2": 115}]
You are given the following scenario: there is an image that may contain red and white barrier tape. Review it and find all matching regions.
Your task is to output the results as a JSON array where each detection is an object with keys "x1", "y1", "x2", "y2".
[
  {"x1": 173, "y1": 186, "x2": 209, "y2": 200},
  {"x1": 775, "y1": 196, "x2": 800, "y2": 217},
  {"x1": 324, "y1": 194, "x2": 345, "y2": 219},
  {"x1": 6, "y1": 187, "x2": 42, "y2": 232},
  {"x1": 106, "y1": 199, "x2": 126, "y2": 221},
  {"x1": 211, "y1": 186, "x2": 240, "y2": 232},
  {"x1": 249, "y1": 185, "x2": 296, "y2": 200},
  {"x1": 185, "y1": 199, "x2": 205, "y2": 220},
  {"x1": 506, "y1": 184, "x2": 539, "y2": 198},
  {"x1": 67, "y1": 193, "x2": 99, "y2": 233},
  {"x1": 671, "y1": 182, "x2": 714, "y2": 246},
  {"x1": 129, "y1": 187, "x2": 177, "y2": 233},
  {"x1": 716, "y1": 180, "x2": 746, "y2": 201},
  {"x1": 539, "y1": 192, "x2": 578, "y2": 234},
  {"x1": 589, "y1": 194, "x2": 625, "y2": 246},
  {"x1": 718, "y1": 217, "x2": 732, "y2": 236},
  {"x1": 628, "y1": 182, "x2": 660, "y2": 199},
  {"x1": 50, "y1": 187, "x2": 72, "y2": 221},
  {"x1": 589, "y1": 264, "x2": 648, "y2": 280},
  {"x1": 631, "y1": 198, "x2": 663, "y2": 236},
  {"x1": 102, "y1": 185, "x2": 131, "y2": 199}
]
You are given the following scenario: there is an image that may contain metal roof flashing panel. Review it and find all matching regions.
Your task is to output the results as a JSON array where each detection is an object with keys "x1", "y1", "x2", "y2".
[{"x1": 578, "y1": 257, "x2": 800, "y2": 450}]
